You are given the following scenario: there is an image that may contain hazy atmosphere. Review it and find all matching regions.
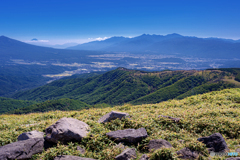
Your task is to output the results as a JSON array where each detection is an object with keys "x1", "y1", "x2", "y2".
[{"x1": 1, "y1": 0, "x2": 240, "y2": 45}]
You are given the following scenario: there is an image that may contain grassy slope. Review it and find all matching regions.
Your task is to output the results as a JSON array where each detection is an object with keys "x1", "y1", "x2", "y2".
[{"x1": 1, "y1": 88, "x2": 240, "y2": 159}]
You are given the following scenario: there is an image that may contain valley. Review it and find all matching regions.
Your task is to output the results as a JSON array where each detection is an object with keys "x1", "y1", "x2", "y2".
[{"x1": 1, "y1": 34, "x2": 240, "y2": 97}]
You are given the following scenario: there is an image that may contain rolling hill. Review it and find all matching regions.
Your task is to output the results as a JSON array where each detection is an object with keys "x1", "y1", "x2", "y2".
[
  {"x1": 0, "y1": 97, "x2": 36, "y2": 114},
  {"x1": 12, "y1": 68, "x2": 239, "y2": 105},
  {"x1": 8, "y1": 98, "x2": 90, "y2": 115}
]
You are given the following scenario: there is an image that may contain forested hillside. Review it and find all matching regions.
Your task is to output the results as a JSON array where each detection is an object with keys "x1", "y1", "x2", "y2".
[
  {"x1": 0, "y1": 97, "x2": 35, "y2": 114},
  {"x1": 12, "y1": 68, "x2": 238, "y2": 106},
  {"x1": 8, "y1": 98, "x2": 90, "y2": 114}
]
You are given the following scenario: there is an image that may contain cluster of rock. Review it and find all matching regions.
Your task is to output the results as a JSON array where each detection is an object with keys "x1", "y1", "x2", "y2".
[
  {"x1": 0, "y1": 111, "x2": 238, "y2": 160},
  {"x1": 0, "y1": 117, "x2": 90, "y2": 160}
]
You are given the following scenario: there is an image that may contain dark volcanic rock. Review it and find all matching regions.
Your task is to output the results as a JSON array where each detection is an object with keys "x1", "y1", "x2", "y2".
[
  {"x1": 197, "y1": 133, "x2": 228, "y2": 152},
  {"x1": 139, "y1": 154, "x2": 149, "y2": 160},
  {"x1": 106, "y1": 128, "x2": 148, "y2": 143},
  {"x1": 158, "y1": 115, "x2": 181, "y2": 122},
  {"x1": 115, "y1": 148, "x2": 137, "y2": 160},
  {"x1": 176, "y1": 147, "x2": 199, "y2": 159},
  {"x1": 17, "y1": 130, "x2": 44, "y2": 141},
  {"x1": 54, "y1": 155, "x2": 97, "y2": 160},
  {"x1": 148, "y1": 139, "x2": 173, "y2": 151},
  {"x1": 45, "y1": 117, "x2": 90, "y2": 144},
  {"x1": 98, "y1": 111, "x2": 129, "y2": 123},
  {"x1": 0, "y1": 138, "x2": 44, "y2": 160}
]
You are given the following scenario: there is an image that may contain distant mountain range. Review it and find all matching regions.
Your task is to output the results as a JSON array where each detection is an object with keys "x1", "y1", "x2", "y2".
[
  {"x1": 67, "y1": 33, "x2": 240, "y2": 59},
  {"x1": 29, "y1": 42, "x2": 79, "y2": 49}
]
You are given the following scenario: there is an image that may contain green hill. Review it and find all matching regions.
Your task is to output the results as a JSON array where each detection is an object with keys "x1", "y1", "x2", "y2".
[
  {"x1": 8, "y1": 98, "x2": 90, "y2": 114},
  {"x1": 0, "y1": 97, "x2": 36, "y2": 114},
  {"x1": 1, "y1": 88, "x2": 240, "y2": 159},
  {"x1": 12, "y1": 68, "x2": 238, "y2": 106}
]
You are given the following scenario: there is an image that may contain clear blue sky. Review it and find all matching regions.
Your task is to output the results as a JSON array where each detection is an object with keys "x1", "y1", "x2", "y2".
[{"x1": 1, "y1": 0, "x2": 240, "y2": 44}]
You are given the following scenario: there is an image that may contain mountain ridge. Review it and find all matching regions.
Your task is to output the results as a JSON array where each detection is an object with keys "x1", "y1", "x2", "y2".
[
  {"x1": 67, "y1": 34, "x2": 240, "y2": 58},
  {"x1": 12, "y1": 67, "x2": 238, "y2": 106}
]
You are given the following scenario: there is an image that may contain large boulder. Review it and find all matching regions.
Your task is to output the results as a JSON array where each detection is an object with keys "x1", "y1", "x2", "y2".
[
  {"x1": 0, "y1": 138, "x2": 44, "y2": 160},
  {"x1": 54, "y1": 155, "x2": 97, "y2": 160},
  {"x1": 197, "y1": 133, "x2": 228, "y2": 152},
  {"x1": 176, "y1": 147, "x2": 200, "y2": 159},
  {"x1": 17, "y1": 130, "x2": 44, "y2": 141},
  {"x1": 45, "y1": 117, "x2": 90, "y2": 144},
  {"x1": 148, "y1": 139, "x2": 173, "y2": 151},
  {"x1": 98, "y1": 111, "x2": 129, "y2": 123},
  {"x1": 106, "y1": 128, "x2": 148, "y2": 143},
  {"x1": 115, "y1": 148, "x2": 137, "y2": 160}
]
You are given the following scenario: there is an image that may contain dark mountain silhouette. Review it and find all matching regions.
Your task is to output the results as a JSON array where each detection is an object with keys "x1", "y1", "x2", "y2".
[{"x1": 0, "y1": 36, "x2": 102, "y2": 62}]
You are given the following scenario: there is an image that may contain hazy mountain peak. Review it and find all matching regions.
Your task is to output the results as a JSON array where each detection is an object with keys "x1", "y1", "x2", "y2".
[
  {"x1": 165, "y1": 33, "x2": 183, "y2": 37},
  {"x1": 140, "y1": 33, "x2": 149, "y2": 36},
  {"x1": 105, "y1": 36, "x2": 127, "y2": 41},
  {"x1": 0, "y1": 35, "x2": 9, "y2": 39}
]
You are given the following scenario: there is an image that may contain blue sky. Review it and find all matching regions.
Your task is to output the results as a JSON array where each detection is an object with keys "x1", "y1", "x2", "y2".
[{"x1": 1, "y1": 0, "x2": 240, "y2": 44}]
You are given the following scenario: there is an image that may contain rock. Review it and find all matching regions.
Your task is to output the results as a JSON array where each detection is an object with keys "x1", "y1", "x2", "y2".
[
  {"x1": 98, "y1": 111, "x2": 129, "y2": 123},
  {"x1": 17, "y1": 130, "x2": 44, "y2": 141},
  {"x1": 139, "y1": 154, "x2": 149, "y2": 160},
  {"x1": 115, "y1": 148, "x2": 137, "y2": 160},
  {"x1": 106, "y1": 128, "x2": 148, "y2": 143},
  {"x1": 197, "y1": 133, "x2": 228, "y2": 152},
  {"x1": 44, "y1": 138, "x2": 56, "y2": 149},
  {"x1": 225, "y1": 158, "x2": 240, "y2": 160},
  {"x1": 148, "y1": 139, "x2": 173, "y2": 151},
  {"x1": 176, "y1": 147, "x2": 199, "y2": 159},
  {"x1": 54, "y1": 155, "x2": 97, "y2": 160},
  {"x1": 158, "y1": 115, "x2": 181, "y2": 122},
  {"x1": 0, "y1": 138, "x2": 44, "y2": 160},
  {"x1": 77, "y1": 146, "x2": 86, "y2": 154},
  {"x1": 45, "y1": 117, "x2": 90, "y2": 144}
]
